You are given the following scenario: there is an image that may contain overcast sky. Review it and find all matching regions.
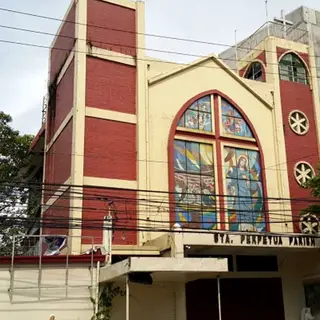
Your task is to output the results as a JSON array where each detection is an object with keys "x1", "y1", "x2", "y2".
[{"x1": 0, "y1": 0, "x2": 319, "y2": 135}]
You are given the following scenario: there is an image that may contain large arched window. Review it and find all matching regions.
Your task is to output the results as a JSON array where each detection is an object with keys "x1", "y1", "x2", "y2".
[
  {"x1": 244, "y1": 62, "x2": 264, "y2": 81},
  {"x1": 279, "y1": 53, "x2": 308, "y2": 84},
  {"x1": 171, "y1": 93, "x2": 266, "y2": 232}
]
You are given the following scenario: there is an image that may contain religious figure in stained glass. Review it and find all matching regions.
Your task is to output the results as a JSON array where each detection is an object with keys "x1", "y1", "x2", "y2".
[
  {"x1": 178, "y1": 96, "x2": 212, "y2": 132},
  {"x1": 224, "y1": 147, "x2": 265, "y2": 232},
  {"x1": 173, "y1": 93, "x2": 266, "y2": 232},
  {"x1": 221, "y1": 99, "x2": 253, "y2": 138}
]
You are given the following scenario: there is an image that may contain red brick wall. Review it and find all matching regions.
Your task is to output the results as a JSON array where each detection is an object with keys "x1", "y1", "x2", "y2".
[
  {"x1": 44, "y1": 120, "x2": 73, "y2": 203},
  {"x1": 278, "y1": 48, "x2": 319, "y2": 231},
  {"x1": 42, "y1": 190, "x2": 71, "y2": 236},
  {"x1": 50, "y1": 4, "x2": 75, "y2": 82},
  {"x1": 47, "y1": 60, "x2": 74, "y2": 143},
  {"x1": 84, "y1": 117, "x2": 136, "y2": 180},
  {"x1": 86, "y1": 57, "x2": 136, "y2": 114},
  {"x1": 81, "y1": 188, "x2": 137, "y2": 245},
  {"x1": 87, "y1": 0, "x2": 136, "y2": 56}
]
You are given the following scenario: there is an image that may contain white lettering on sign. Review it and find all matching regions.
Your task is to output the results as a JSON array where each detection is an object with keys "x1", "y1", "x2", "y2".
[{"x1": 211, "y1": 233, "x2": 316, "y2": 247}]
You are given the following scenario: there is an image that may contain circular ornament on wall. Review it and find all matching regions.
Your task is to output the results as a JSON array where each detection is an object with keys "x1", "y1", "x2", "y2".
[
  {"x1": 288, "y1": 110, "x2": 309, "y2": 135},
  {"x1": 294, "y1": 161, "x2": 315, "y2": 186},
  {"x1": 299, "y1": 213, "x2": 319, "y2": 234}
]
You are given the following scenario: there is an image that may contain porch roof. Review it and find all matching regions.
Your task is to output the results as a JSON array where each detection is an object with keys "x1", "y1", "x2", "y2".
[{"x1": 99, "y1": 257, "x2": 229, "y2": 283}]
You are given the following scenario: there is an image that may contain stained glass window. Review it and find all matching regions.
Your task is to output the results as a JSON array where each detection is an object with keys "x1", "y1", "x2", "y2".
[
  {"x1": 174, "y1": 140, "x2": 216, "y2": 229},
  {"x1": 178, "y1": 95, "x2": 212, "y2": 132},
  {"x1": 224, "y1": 146, "x2": 265, "y2": 232},
  {"x1": 221, "y1": 99, "x2": 253, "y2": 138},
  {"x1": 173, "y1": 93, "x2": 265, "y2": 233}
]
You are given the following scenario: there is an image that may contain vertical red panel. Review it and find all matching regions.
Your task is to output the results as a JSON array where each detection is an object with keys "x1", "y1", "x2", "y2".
[
  {"x1": 87, "y1": 0, "x2": 136, "y2": 56},
  {"x1": 81, "y1": 188, "x2": 137, "y2": 245},
  {"x1": 44, "y1": 120, "x2": 73, "y2": 203},
  {"x1": 84, "y1": 117, "x2": 136, "y2": 180},
  {"x1": 86, "y1": 57, "x2": 136, "y2": 114},
  {"x1": 42, "y1": 191, "x2": 70, "y2": 236},
  {"x1": 278, "y1": 48, "x2": 319, "y2": 231},
  {"x1": 50, "y1": 5, "x2": 76, "y2": 82}
]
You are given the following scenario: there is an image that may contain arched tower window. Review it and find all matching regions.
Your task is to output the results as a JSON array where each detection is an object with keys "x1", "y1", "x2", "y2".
[
  {"x1": 244, "y1": 62, "x2": 263, "y2": 81},
  {"x1": 171, "y1": 93, "x2": 266, "y2": 232},
  {"x1": 279, "y1": 53, "x2": 308, "y2": 84}
]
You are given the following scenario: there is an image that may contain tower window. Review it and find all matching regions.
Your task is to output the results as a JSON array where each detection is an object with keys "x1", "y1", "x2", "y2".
[
  {"x1": 279, "y1": 53, "x2": 308, "y2": 84},
  {"x1": 244, "y1": 62, "x2": 263, "y2": 81}
]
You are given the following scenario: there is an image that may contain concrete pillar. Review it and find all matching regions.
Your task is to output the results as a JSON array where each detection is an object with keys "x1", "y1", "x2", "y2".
[
  {"x1": 175, "y1": 283, "x2": 187, "y2": 320},
  {"x1": 170, "y1": 223, "x2": 184, "y2": 258}
]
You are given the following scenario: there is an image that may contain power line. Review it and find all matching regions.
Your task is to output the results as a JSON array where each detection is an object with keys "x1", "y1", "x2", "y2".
[
  {"x1": 1, "y1": 180, "x2": 317, "y2": 204},
  {"x1": 1, "y1": 23, "x2": 319, "y2": 71},
  {"x1": 24, "y1": 146, "x2": 319, "y2": 174},
  {"x1": 1, "y1": 38, "x2": 320, "y2": 81},
  {"x1": 0, "y1": 6, "x2": 308, "y2": 54},
  {"x1": 1, "y1": 215, "x2": 315, "y2": 236}
]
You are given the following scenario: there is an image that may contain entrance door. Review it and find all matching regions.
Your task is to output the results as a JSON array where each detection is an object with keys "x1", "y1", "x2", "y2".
[{"x1": 186, "y1": 278, "x2": 285, "y2": 320}]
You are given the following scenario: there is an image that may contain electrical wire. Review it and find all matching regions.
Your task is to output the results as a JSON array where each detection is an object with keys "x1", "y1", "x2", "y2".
[
  {"x1": 0, "y1": 6, "x2": 312, "y2": 56},
  {"x1": 0, "y1": 23, "x2": 319, "y2": 71},
  {"x1": 1, "y1": 38, "x2": 319, "y2": 81},
  {"x1": 1, "y1": 180, "x2": 318, "y2": 204},
  {"x1": 28, "y1": 147, "x2": 319, "y2": 173}
]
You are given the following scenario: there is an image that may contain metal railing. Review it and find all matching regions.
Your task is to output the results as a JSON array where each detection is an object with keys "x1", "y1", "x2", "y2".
[
  {"x1": 7, "y1": 234, "x2": 96, "y2": 303},
  {"x1": 219, "y1": 21, "x2": 309, "y2": 70}
]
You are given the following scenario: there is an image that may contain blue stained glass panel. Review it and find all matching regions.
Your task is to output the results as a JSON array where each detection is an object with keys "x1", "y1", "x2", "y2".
[
  {"x1": 177, "y1": 95, "x2": 212, "y2": 133},
  {"x1": 220, "y1": 99, "x2": 253, "y2": 138}
]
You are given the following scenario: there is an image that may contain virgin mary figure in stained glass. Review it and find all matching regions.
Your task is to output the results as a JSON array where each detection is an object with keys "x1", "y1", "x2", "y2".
[{"x1": 225, "y1": 148, "x2": 264, "y2": 232}]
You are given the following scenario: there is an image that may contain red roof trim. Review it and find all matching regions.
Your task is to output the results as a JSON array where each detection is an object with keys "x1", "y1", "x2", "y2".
[{"x1": 0, "y1": 254, "x2": 106, "y2": 265}]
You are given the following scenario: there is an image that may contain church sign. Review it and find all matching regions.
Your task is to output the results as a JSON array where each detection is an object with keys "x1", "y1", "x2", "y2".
[
  {"x1": 185, "y1": 232, "x2": 319, "y2": 249},
  {"x1": 212, "y1": 233, "x2": 317, "y2": 248}
]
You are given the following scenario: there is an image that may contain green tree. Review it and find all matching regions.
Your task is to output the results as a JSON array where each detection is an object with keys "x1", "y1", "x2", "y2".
[
  {"x1": 301, "y1": 170, "x2": 320, "y2": 217},
  {"x1": 0, "y1": 111, "x2": 34, "y2": 255}
]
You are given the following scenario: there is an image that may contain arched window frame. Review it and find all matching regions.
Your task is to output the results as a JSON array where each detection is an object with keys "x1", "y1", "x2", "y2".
[
  {"x1": 168, "y1": 90, "x2": 269, "y2": 232},
  {"x1": 279, "y1": 52, "x2": 309, "y2": 85},
  {"x1": 244, "y1": 61, "x2": 265, "y2": 82}
]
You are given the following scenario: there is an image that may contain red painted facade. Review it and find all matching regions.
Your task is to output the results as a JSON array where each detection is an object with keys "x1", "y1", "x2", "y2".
[
  {"x1": 47, "y1": 59, "x2": 74, "y2": 143},
  {"x1": 87, "y1": 0, "x2": 136, "y2": 56},
  {"x1": 50, "y1": 4, "x2": 75, "y2": 82},
  {"x1": 277, "y1": 48, "x2": 319, "y2": 231},
  {"x1": 81, "y1": 187, "x2": 137, "y2": 245},
  {"x1": 84, "y1": 117, "x2": 136, "y2": 180},
  {"x1": 86, "y1": 57, "x2": 136, "y2": 114},
  {"x1": 239, "y1": 51, "x2": 267, "y2": 81},
  {"x1": 44, "y1": 120, "x2": 73, "y2": 203},
  {"x1": 42, "y1": 190, "x2": 71, "y2": 236}
]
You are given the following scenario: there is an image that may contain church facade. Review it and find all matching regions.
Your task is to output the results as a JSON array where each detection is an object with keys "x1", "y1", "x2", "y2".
[{"x1": 28, "y1": 0, "x2": 320, "y2": 319}]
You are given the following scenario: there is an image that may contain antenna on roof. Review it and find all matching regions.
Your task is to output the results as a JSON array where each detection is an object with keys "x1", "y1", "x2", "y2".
[
  {"x1": 274, "y1": 9, "x2": 294, "y2": 38},
  {"x1": 265, "y1": 0, "x2": 270, "y2": 36}
]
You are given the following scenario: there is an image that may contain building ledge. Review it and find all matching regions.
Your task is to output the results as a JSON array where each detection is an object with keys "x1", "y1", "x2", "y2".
[{"x1": 99, "y1": 257, "x2": 228, "y2": 283}]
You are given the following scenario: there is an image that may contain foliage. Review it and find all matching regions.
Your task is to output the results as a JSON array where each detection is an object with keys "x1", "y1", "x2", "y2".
[
  {"x1": 0, "y1": 111, "x2": 34, "y2": 254},
  {"x1": 91, "y1": 282, "x2": 125, "y2": 320},
  {"x1": 301, "y1": 167, "x2": 320, "y2": 216}
]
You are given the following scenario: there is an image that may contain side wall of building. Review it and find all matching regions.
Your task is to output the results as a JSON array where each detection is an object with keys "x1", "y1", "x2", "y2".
[{"x1": 0, "y1": 264, "x2": 95, "y2": 320}]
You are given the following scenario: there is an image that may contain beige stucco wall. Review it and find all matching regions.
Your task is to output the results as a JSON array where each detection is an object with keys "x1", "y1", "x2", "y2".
[
  {"x1": 109, "y1": 251, "x2": 320, "y2": 320},
  {"x1": 112, "y1": 282, "x2": 176, "y2": 320},
  {"x1": 280, "y1": 251, "x2": 320, "y2": 320},
  {"x1": 0, "y1": 265, "x2": 96, "y2": 320},
  {"x1": 145, "y1": 57, "x2": 288, "y2": 240}
]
